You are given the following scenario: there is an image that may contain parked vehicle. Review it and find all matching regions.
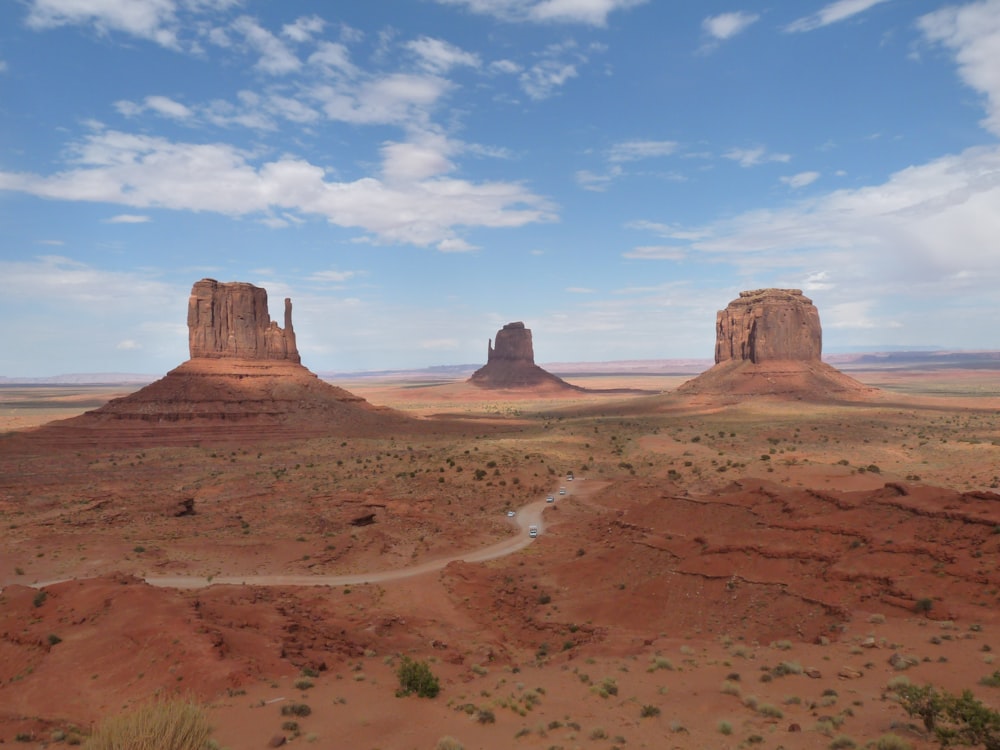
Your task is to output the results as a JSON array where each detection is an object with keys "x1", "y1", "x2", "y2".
[
  {"x1": 528, "y1": 525, "x2": 539, "y2": 538},
  {"x1": 559, "y1": 487, "x2": 566, "y2": 495},
  {"x1": 507, "y1": 510, "x2": 516, "y2": 517},
  {"x1": 546, "y1": 495, "x2": 554, "y2": 503}
]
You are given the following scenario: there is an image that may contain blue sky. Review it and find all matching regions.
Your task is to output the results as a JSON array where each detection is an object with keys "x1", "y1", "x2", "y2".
[{"x1": 2, "y1": 0, "x2": 999, "y2": 376}]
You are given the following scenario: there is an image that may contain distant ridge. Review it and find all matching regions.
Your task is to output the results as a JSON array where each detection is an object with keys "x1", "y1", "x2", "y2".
[{"x1": 6, "y1": 350, "x2": 1000, "y2": 385}]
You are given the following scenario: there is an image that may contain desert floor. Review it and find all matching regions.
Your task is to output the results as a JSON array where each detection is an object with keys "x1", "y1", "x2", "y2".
[{"x1": 1, "y1": 366, "x2": 999, "y2": 749}]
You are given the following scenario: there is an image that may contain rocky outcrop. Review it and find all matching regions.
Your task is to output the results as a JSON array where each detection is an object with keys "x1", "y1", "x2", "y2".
[
  {"x1": 679, "y1": 289, "x2": 873, "y2": 401},
  {"x1": 469, "y1": 322, "x2": 579, "y2": 391},
  {"x1": 715, "y1": 289, "x2": 821, "y2": 364},
  {"x1": 188, "y1": 279, "x2": 299, "y2": 362}
]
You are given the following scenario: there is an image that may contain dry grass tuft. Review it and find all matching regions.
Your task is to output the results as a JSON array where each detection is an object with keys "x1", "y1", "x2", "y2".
[{"x1": 84, "y1": 697, "x2": 212, "y2": 750}]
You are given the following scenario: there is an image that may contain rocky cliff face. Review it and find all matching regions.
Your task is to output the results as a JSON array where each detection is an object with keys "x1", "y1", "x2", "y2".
[
  {"x1": 487, "y1": 322, "x2": 535, "y2": 363},
  {"x1": 188, "y1": 279, "x2": 299, "y2": 363},
  {"x1": 715, "y1": 289, "x2": 821, "y2": 364}
]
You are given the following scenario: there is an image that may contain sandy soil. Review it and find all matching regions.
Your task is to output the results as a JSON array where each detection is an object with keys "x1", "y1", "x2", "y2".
[{"x1": 1, "y1": 369, "x2": 999, "y2": 749}]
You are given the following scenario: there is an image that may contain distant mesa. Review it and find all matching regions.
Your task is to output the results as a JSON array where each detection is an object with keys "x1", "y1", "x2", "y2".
[
  {"x1": 30, "y1": 279, "x2": 409, "y2": 443},
  {"x1": 679, "y1": 289, "x2": 874, "y2": 399},
  {"x1": 469, "y1": 322, "x2": 579, "y2": 391}
]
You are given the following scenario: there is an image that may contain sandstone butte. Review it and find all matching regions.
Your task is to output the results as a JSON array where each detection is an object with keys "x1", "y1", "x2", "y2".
[
  {"x1": 678, "y1": 288, "x2": 874, "y2": 400},
  {"x1": 468, "y1": 322, "x2": 580, "y2": 391},
  {"x1": 23, "y1": 279, "x2": 412, "y2": 444}
]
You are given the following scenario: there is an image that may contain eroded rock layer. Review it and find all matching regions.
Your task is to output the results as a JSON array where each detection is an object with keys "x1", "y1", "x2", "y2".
[
  {"x1": 715, "y1": 288, "x2": 821, "y2": 364},
  {"x1": 188, "y1": 279, "x2": 299, "y2": 362}
]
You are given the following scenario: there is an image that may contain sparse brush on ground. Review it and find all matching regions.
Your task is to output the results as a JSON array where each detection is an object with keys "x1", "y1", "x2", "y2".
[
  {"x1": 396, "y1": 657, "x2": 440, "y2": 698},
  {"x1": 434, "y1": 737, "x2": 464, "y2": 750},
  {"x1": 83, "y1": 698, "x2": 213, "y2": 750}
]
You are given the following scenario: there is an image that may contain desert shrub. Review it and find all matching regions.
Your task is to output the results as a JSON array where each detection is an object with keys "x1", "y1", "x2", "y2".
[
  {"x1": 980, "y1": 670, "x2": 1000, "y2": 688},
  {"x1": 639, "y1": 705, "x2": 660, "y2": 718},
  {"x1": 83, "y1": 698, "x2": 212, "y2": 750},
  {"x1": 280, "y1": 703, "x2": 311, "y2": 717},
  {"x1": 757, "y1": 703, "x2": 783, "y2": 719},
  {"x1": 914, "y1": 598, "x2": 934, "y2": 614},
  {"x1": 396, "y1": 657, "x2": 440, "y2": 698},
  {"x1": 721, "y1": 680, "x2": 741, "y2": 696},
  {"x1": 829, "y1": 735, "x2": 856, "y2": 749},
  {"x1": 718, "y1": 720, "x2": 732, "y2": 735},
  {"x1": 33, "y1": 590, "x2": 47, "y2": 608},
  {"x1": 47, "y1": 633, "x2": 62, "y2": 646},
  {"x1": 434, "y1": 737, "x2": 464, "y2": 750},
  {"x1": 293, "y1": 678, "x2": 313, "y2": 690},
  {"x1": 476, "y1": 708, "x2": 495, "y2": 724},
  {"x1": 873, "y1": 734, "x2": 912, "y2": 750},
  {"x1": 896, "y1": 682, "x2": 1000, "y2": 748}
]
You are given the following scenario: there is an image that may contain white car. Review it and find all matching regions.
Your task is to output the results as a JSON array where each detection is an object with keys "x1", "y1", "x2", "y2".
[
  {"x1": 546, "y1": 495, "x2": 554, "y2": 503},
  {"x1": 507, "y1": 510, "x2": 516, "y2": 517},
  {"x1": 528, "y1": 525, "x2": 539, "y2": 538},
  {"x1": 559, "y1": 487, "x2": 566, "y2": 495}
]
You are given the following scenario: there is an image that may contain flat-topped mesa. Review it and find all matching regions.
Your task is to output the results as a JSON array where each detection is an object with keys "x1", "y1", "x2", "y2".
[
  {"x1": 188, "y1": 279, "x2": 300, "y2": 363},
  {"x1": 715, "y1": 288, "x2": 821, "y2": 364},
  {"x1": 487, "y1": 321, "x2": 535, "y2": 363}
]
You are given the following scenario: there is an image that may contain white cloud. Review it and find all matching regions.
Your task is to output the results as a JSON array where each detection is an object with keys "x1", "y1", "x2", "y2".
[
  {"x1": 622, "y1": 245, "x2": 685, "y2": 260},
  {"x1": 309, "y1": 269, "x2": 357, "y2": 283},
  {"x1": 308, "y1": 41, "x2": 359, "y2": 77},
  {"x1": 405, "y1": 36, "x2": 481, "y2": 73},
  {"x1": 433, "y1": 0, "x2": 648, "y2": 26},
  {"x1": 310, "y1": 73, "x2": 453, "y2": 126},
  {"x1": 25, "y1": 0, "x2": 181, "y2": 47},
  {"x1": 380, "y1": 133, "x2": 456, "y2": 182},
  {"x1": 281, "y1": 15, "x2": 324, "y2": 43},
  {"x1": 608, "y1": 140, "x2": 677, "y2": 162},
  {"x1": 232, "y1": 15, "x2": 300, "y2": 74},
  {"x1": 0, "y1": 60, "x2": 8, "y2": 73},
  {"x1": 490, "y1": 59, "x2": 522, "y2": 75},
  {"x1": 574, "y1": 166, "x2": 621, "y2": 192},
  {"x1": 107, "y1": 213, "x2": 151, "y2": 222},
  {"x1": 639, "y1": 144, "x2": 1000, "y2": 288},
  {"x1": 919, "y1": 0, "x2": 1000, "y2": 137},
  {"x1": 520, "y1": 58, "x2": 578, "y2": 99},
  {"x1": 785, "y1": 0, "x2": 891, "y2": 33},
  {"x1": 566, "y1": 286, "x2": 594, "y2": 293},
  {"x1": 116, "y1": 94, "x2": 194, "y2": 120},
  {"x1": 116, "y1": 338, "x2": 142, "y2": 349},
  {"x1": 702, "y1": 11, "x2": 759, "y2": 41},
  {"x1": 780, "y1": 171, "x2": 820, "y2": 188},
  {"x1": 723, "y1": 146, "x2": 791, "y2": 167},
  {"x1": 0, "y1": 128, "x2": 556, "y2": 252}
]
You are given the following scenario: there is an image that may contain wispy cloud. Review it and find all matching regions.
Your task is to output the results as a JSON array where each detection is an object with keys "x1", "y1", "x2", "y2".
[
  {"x1": 702, "y1": 11, "x2": 759, "y2": 41},
  {"x1": 622, "y1": 245, "x2": 685, "y2": 260},
  {"x1": 780, "y1": 171, "x2": 820, "y2": 189},
  {"x1": 919, "y1": 0, "x2": 1000, "y2": 137},
  {"x1": 405, "y1": 36, "x2": 481, "y2": 73},
  {"x1": 433, "y1": 0, "x2": 649, "y2": 26},
  {"x1": 107, "y1": 214, "x2": 152, "y2": 223},
  {"x1": 723, "y1": 146, "x2": 791, "y2": 167},
  {"x1": 785, "y1": 0, "x2": 891, "y2": 34},
  {"x1": 608, "y1": 140, "x2": 677, "y2": 162}
]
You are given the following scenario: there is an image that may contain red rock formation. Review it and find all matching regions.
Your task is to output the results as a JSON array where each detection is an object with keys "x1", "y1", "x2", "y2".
[
  {"x1": 188, "y1": 279, "x2": 299, "y2": 362},
  {"x1": 469, "y1": 322, "x2": 579, "y2": 391},
  {"x1": 679, "y1": 289, "x2": 873, "y2": 401},
  {"x1": 26, "y1": 279, "x2": 413, "y2": 444},
  {"x1": 715, "y1": 289, "x2": 821, "y2": 364}
]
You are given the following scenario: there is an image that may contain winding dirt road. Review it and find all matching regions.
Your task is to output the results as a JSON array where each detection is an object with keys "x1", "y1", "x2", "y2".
[{"x1": 141, "y1": 488, "x2": 569, "y2": 590}]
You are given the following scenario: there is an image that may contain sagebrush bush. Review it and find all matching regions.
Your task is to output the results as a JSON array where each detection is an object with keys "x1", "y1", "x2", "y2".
[{"x1": 84, "y1": 698, "x2": 212, "y2": 750}]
